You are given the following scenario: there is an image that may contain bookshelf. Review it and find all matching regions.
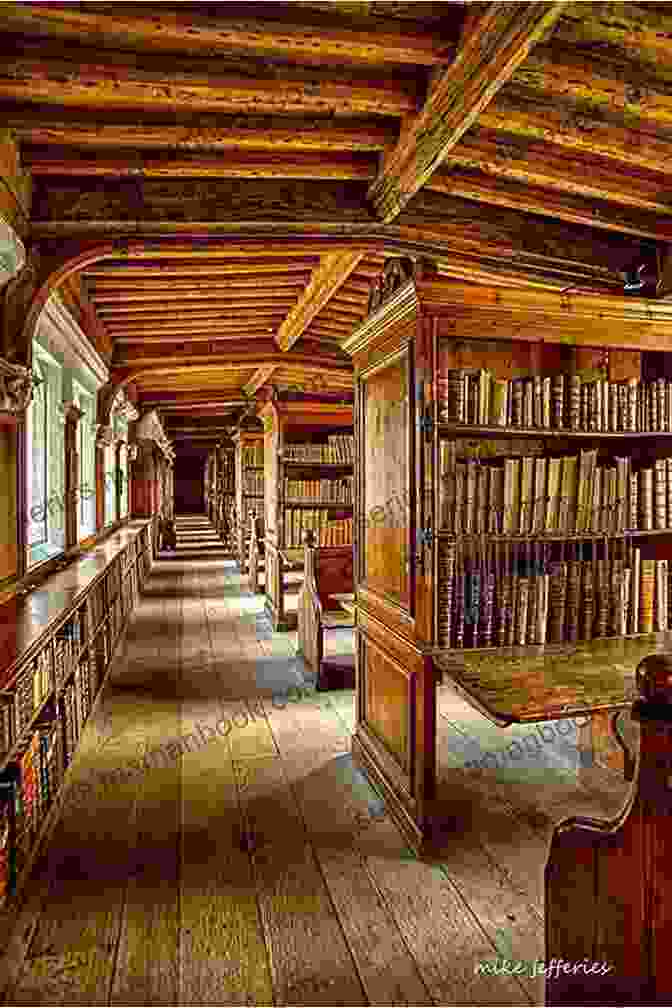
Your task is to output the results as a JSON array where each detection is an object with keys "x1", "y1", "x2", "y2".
[
  {"x1": 344, "y1": 255, "x2": 672, "y2": 852},
  {"x1": 0, "y1": 517, "x2": 156, "y2": 928},
  {"x1": 258, "y1": 391, "x2": 354, "y2": 630},
  {"x1": 232, "y1": 426, "x2": 264, "y2": 574},
  {"x1": 213, "y1": 442, "x2": 235, "y2": 548}
]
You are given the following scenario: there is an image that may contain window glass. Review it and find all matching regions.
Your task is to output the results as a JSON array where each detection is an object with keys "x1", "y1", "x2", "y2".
[{"x1": 28, "y1": 345, "x2": 65, "y2": 567}]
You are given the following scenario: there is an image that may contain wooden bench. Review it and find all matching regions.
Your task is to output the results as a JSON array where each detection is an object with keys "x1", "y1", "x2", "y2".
[
  {"x1": 544, "y1": 651, "x2": 672, "y2": 1005},
  {"x1": 297, "y1": 529, "x2": 355, "y2": 690},
  {"x1": 247, "y1": 511, "x2": 265, "y2": 593}
]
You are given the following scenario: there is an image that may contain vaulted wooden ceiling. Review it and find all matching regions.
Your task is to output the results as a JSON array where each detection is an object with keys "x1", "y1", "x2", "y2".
[{"x1": 3, "y1": 1, "x2": 672, "y2": 439}]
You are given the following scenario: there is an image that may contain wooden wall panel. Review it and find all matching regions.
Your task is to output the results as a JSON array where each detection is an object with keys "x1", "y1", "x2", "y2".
[
  {"x1": 361, "y1": 352, "x2": 410, "y2": 609},
  {"x1": 363, "y1": 635, "x2": 411, "y2": 772}
]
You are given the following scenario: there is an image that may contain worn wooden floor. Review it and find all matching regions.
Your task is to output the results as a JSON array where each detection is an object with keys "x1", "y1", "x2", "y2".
[{"x1": 1, "y1": 516, "x2": 630, "y2": 1006}]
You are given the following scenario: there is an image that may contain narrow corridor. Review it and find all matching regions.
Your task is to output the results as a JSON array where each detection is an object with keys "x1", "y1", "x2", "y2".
[{"x1": 2, "y1": 517, "x2": 627, "y2": 1006}]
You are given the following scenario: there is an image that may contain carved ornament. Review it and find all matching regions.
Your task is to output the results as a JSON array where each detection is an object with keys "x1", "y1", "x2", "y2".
[
  {"x1": 0, "y1": 356, "x2": 32, "y2": 414},
  {"x1": 367, "y1": 256, "x2": 416, "y2": 315}
]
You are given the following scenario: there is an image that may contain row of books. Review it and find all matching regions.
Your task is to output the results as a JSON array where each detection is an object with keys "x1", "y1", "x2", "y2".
[
  {"x1": 440, "y1": 446, "x2": 672, "y2": 536},
  {"x1": 438, "y1": 541, "x2": 668, "y2": 649},
  {"x1": 243, "y1": 472, "x2": 264, "y2": 496},
  {"x1": 318, "y1": 518, "x2": 354, "y2": 547},
  {"x1": 242, "y1": 443, "x2": 264, "y2": 467},
  {"x1": 438, "y1": 369, "x2": 672, "y2": 432},
  {"x1": 283, "y1": 507, "x2": 351, "y2": 548},
  {"x1": 284, "y1": 434, "x2": 354, "y2": 464},
  {"x1": 284, "y1": 477, "x2": 353, "y2": 505}
]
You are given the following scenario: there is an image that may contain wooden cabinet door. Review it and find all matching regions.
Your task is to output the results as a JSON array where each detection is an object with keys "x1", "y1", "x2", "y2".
[{"x1": 359, "y1": 346, "x2": 414, "y2": 618}]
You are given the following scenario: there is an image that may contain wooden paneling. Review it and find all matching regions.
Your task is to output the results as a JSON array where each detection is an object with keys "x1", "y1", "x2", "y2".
[
  {"x1": 361, "y1": 351, "x2": 411, "y2": 610},
  {"x1": 362, "y1": 634, "x2": 411, "y2": 771}
]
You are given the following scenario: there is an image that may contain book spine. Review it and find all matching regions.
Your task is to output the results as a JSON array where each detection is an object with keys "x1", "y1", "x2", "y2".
[
  {"x1": 655, "y1": 459, "x2": 667, "y2": 530},
  {"x1": 523, "y1": 380, "x2": 533, "y2": 429},
  {"x1": 631, "y1": 547, "x2": 641, "y2": 635},
  {"x1": 437, "y1": 541, "x2": 455, "y2": 648},
  {"x1": 640, "y1": 558, "x2": 655, "y2": 633},
  {"x1": 511, "y1": 379, "x2": 523, "y2": 428},
  {"x1": 548, "y1": 562, "x2": 567, "y2": 643},
  {"x1": 552, "y1": 374, "x2": 565, "y2": 429},
  {"x1": 609, "y1": 383, "x2": 618, "y2": 432},
  {"x1": 533, "y1": 376, "x2": 543, "y2": 429},
  {"x1": 629, "y1": 472, "x2": 638, "y2": 531},
  {"x1": 581, "y1": 562, "x2": 594, "y2": 641},
  {"x1": 628, "y1": 379, "x2": 638, "y2": 432},
  {"x1": 565, "y1": 559, "x2": 581, "y2": 643},
  {"x1": 640, "y1": 468, "x2": 654, "y2": 531},
  {"x1": 542, "y1": 377, "x2": 551, "y2": 429},
  {"x1": 570, "y1": 375, "x2": 581, "y2": 431}
]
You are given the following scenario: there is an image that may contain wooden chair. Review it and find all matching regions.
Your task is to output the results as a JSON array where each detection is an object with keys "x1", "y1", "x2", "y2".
[
  {"x1": 545, "y1": 653, "x2": 672, "y2": 1005},
  {"x1": 248, "y1": 511, "x2": 265, "y2": 593},
  {"x1": 297, "y1": 529, "x2": 355, "y2": 690}
]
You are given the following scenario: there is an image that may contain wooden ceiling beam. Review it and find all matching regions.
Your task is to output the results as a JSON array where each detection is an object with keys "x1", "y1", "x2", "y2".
[
  {"x1": 112, "y1": 333, "x2": 285, "y2": 345},
  {"x1": 0, "y1": 52, "x2": 418, "y2": 118},
  {"x1": 91, "y1": 278, "x2": 311, "y2": 295},
  {"x1": 11, "y1": 116, "x2": 396, "y2": 154},
  {"x1": 276, "y1": 250, "x2": 365, "y2": 352},
  {"x1": 427, "y1": 167, "x2": 672, "y2": 242},
  {"x1": 481, "y1": 91, "x2": 672, "y2": 178},
  {"x1": 368, "y1": 2, "x2": 567, "y2": 222},
  {"x1": 27, "y1": 149, "x2": 377, "y2": 181},
  {"x1": 242, "y1": 365, "x2": 280, "y2": 396},
  {"x1": 444, "y1": 129, "x2": 672, "y2": 214},
  {"x1": 512, "y1": 46, "x2": 672, "y2": 133},
  {"x1": 83, "y1": 259, "x2": 320, "y2": 278},
  {"x1": 101, "y1": 303, "x2": 301, "y2": 319},
  {"x1": 93, "y1": 288, "x2": 308, "y2": 304},
  {"x1": 0, "y1": 5, "x2": 453, "y2": 68}
]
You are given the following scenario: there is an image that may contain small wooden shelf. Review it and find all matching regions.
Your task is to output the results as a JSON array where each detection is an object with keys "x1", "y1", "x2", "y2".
[{"x1": 285, "y1": 500, "x2": 353, "y2": 508}]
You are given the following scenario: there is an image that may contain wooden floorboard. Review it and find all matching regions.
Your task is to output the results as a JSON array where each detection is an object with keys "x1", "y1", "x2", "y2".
[{"x1": 1, "y1": 515, "x2": 633, "y2": 1006}]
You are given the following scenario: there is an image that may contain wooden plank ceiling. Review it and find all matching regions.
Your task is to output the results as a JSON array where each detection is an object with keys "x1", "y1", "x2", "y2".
[{"x1": 3, "y1": 2, "x2": 672, "y2": 437}]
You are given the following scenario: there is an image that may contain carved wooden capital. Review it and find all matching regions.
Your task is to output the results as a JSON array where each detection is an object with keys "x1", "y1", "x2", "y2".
[
  {"x1": 367, "y1": 256, "x2": 416, "y2": 315},
  {"x1": 95, "y1": 423, "x2": 115, "y2": 447},
  {"x1": 0, "y1": 355, "x2": 32, "y2": 414}
]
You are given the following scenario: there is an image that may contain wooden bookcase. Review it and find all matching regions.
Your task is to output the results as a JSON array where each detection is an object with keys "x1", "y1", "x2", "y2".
[
  {"x1": 0, "y1": 516, "x2": 156, "y2": 933},
  {"x1": 259, "y1": 392, "x2": 354, "y2": 630},
  {"x1": 232, "y1": 426, "x2": 264, "y2": 574},
  {"x1": 213, "y1": 442, "x2": 235, "y2": 548},
  {"x1": 345, "y1": 256, "x2": 672, "y2": 852}
]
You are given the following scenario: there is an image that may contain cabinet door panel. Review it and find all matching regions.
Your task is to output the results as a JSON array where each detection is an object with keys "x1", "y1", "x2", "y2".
[{"x1": 361, "y1": 351, "x2": 411, "y2": 610}]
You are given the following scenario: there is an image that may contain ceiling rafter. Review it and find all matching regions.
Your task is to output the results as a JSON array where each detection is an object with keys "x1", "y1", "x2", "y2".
[
  {"x1": 243, "y1": 365, "x2": 280, "y2": 397},
  {"x1": 368, "y1": 1, "x2": 567, "y2": 222},
  {"x1": 276, "y1": 250, "x2": 365, "y2": 352}
]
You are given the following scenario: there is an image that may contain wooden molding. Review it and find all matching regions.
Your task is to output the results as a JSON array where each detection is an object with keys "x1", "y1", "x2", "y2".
[
  {"x1": 368, "y1": 2, "x2": 567, "y2": 222},
  {"x1": 276, "y1": 251, "x2": 365, "y2": 352}
]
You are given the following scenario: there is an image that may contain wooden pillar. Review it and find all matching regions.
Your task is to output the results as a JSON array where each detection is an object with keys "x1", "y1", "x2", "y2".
[{"x1": 63, "y1": 401, "x2": 83, "y2": 550}]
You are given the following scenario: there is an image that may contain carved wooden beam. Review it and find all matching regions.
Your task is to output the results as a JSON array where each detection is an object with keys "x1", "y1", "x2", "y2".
[
  {"x1": 243, "y1": 365, "x2": 279, "y2": 396},
  {"x1": 513, "y1": 45, "x2": 672, "y2": 134},
  {"x1": 276, "y1": 251, "x2": 365, "y2": 352},
  {"x1": 10, "y1": 116, "x2": 396, "y2": 155},
  {"x1": 0, "y1": 5, "x2": 454, "y2": 67},
  {"x1": 442, "y1": 128, "x2": 672, "y2": 214},
  {"x1": 26, "y1": 149, "x2": 377, "y2": 181},
  {"x1": 368, "y1": 1, "x2": 567, "y2": 222},
  {"x1": 482, "y1": 91, "x2": 672, "y2": 178},
  {"x1": 0, "y1": 49, "x2": 418, "y2": 118},
  {"x1": 427, "y1": 167, "x2": 672, "y2": 242}
]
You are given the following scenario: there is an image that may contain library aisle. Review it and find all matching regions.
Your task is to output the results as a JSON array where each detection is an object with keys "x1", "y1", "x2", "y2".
[{"x1": 2, "y1": 517, "x2": 629, "y2": 1006}]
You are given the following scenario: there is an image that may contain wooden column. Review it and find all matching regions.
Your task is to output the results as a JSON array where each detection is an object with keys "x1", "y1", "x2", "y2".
[
  {"x1": 63, "y1": 400, "x2": 83, "y2": 550},
  {"x1": 546, "y1": 654, "x2": 672, "y2": 1004}
]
